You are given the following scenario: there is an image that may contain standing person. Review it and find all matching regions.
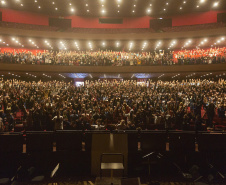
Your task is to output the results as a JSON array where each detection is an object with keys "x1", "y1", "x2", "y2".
[
  {"x1": 52, "y1": 111, "x2": 63, "y2": 130},
  {"x1": 218, "y1": 104, "x2": 226, "y2": 125},
  {"x1": 0, "y1": 110, "x2": 4, "y2": 132},
  {"x1": 207, "y1": 102, "x2": 215, "y2": 128}
]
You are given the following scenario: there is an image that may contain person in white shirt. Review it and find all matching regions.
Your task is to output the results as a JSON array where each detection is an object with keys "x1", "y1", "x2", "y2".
[{"x1": 52, "y1": 112, "x2": 63, "y2": 130}]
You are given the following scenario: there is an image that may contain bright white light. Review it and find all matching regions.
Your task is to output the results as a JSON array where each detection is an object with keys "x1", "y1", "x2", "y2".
[
  {"x1": 147, "y1": 9, "x2": 151, "y2": 13},
  {"x1": 221, "y1": 37, "x2": 225, "y2": 40},
  {"x1": 71, "y1": 8, "x2": 75, "y2": 12},
  {"x1": 200, "y1": 0, "x2": 205, "y2": 3},
  {"x1": 101, "y1": 9, "x2": 106, "y2": 14},
  {"x1": 213, "y1": 2, "x2": 219, "y2": 7},
  {"x1": 1, "y1": 1, "x2": 6, "y2": 5}
]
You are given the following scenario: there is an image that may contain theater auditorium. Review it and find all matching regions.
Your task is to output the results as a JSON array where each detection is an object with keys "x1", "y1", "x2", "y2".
[{"x1": 0, "y1": 0, "x2": 226, "y2": 184}]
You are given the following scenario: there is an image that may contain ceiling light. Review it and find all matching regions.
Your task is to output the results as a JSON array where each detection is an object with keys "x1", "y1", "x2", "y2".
[
  {"x1": 38, "y1": 6, "x2": 41, "y2": 8},
  {"x1": 1, "y1": 0, "x2": 6, "y2": 5},
  {"x1": 147, "y1": 9, "x2": 151, "y2": 13},
  {"x1": 200, "y1": 0, "x2": 205, "y2": 3},
  {"x1": 180, "y1": 7, "x2": 182, "y2": 10},
  {"x1": 101, "y1": 9, "x2": 106, "y2": 14},
  {"x1": 213, "y1": 2, "x2": 219, "y2": 7},
  {"x1": 71, "y1": 8, "x2": 75, "y2": 12}
]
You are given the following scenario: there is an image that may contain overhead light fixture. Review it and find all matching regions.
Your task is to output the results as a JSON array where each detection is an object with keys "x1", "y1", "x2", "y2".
[
  {"x1": 213, "y1": 2, "x2": 219, "y2": 7},
  {"x1": 1, "y1": 0, "x2": 6, "y2": 5}
]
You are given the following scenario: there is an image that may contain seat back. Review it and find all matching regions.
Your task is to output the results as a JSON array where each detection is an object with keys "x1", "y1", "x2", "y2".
[
  {"x1": 26, "y1": 131, "x2": 54, "y2": 153},
  {"x1": 55, "y1": 130, "x2": 83, "y2": 152},
  {"x1": 0, "y1": 132, "x2": 23, "y2": 153},
  {"x1": 168, "y1": 131, "x2": 196, "y2": 153},
  {"x1": 197, "y1": 133, "x2": 226, "y2": 152},
  {"x1": 140, "y1": 131, "x2": 166, "y2": 153}
]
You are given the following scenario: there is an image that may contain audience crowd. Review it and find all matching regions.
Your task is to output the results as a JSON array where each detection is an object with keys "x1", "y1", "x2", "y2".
[
  {"x1": 0, "y1": 78, "x2": 225, "y2": 132},
  {"x1": 0, "y1": 47, "x2": 225, "y2": 66}
]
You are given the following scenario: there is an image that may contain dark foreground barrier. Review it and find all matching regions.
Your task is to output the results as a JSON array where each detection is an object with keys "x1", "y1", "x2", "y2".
[{"x1": 0, "y1": 130, "x2": 226, "y2": 183}]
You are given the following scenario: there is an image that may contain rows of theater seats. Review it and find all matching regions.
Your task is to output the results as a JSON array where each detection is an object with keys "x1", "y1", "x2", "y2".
[
  {"x1": 162, "y1": 22, "x2": 226, "y2": 32},
  {"x1": 0, "y1": 130, "x2": 226, "y2": 183}
]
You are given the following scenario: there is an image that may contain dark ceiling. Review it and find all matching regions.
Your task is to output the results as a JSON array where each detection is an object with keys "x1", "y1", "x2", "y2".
[
  {"x1": 0, "y1": 0, "x2": 226, "y2": 17},
  {"x1": 0, "y1": 35, "x2": 225, "y2": 51}
]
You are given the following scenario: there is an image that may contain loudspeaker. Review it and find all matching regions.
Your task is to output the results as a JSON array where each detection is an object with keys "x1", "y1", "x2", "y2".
[
  {"x1": 121, "y1": 178, "x2": 141, "y2": 185},
  {"x1": 217, "y1": 13, "x2": 226, "y2": 23}
]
